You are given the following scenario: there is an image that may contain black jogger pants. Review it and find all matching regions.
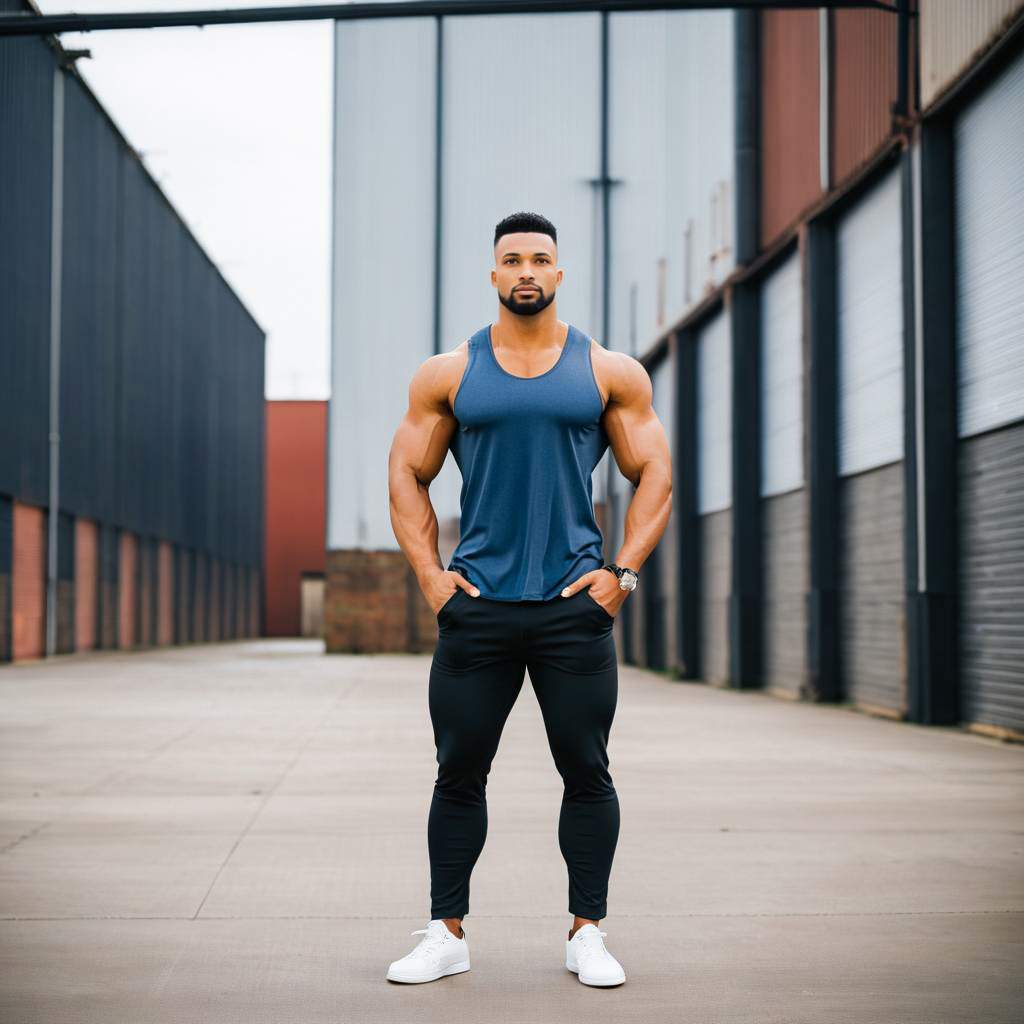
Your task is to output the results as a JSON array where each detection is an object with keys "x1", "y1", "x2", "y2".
[{"x1": 427, "y1": 585, "x2": 620, "y2": 921}]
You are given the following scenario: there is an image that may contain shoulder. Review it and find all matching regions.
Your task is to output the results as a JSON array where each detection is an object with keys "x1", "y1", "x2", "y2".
[
  {"x1": 583, "y1": 334, "x2": 652, "y2": 407},
  {"x1": 408, "y1": 337, "x2": 473, "y2": 412}
]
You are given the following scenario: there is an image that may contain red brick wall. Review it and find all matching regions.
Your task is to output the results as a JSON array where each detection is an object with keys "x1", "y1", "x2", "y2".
[
  {"x1": 157, "y1": 541, "x2": 173, "y2": 645},
  {"x1": 325, "y1": 549, "x2": 437, "y2": 654},
  {"x1": 119, "y1": 531, "x2": 137, "y2": 649},
  {"x1": 75, "y1": 518, "x2": 98, "y2": 651},
  {"x1": 13, "y1": 502, "x2": 46, "y2": 661}
]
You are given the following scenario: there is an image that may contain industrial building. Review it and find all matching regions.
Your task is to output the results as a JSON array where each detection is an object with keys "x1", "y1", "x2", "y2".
[
  {"x1": 0, "y1": 0, "x2": 266, "y2": 661},
  {"x1": 327, "y1": 1, "x2": 1024, "y2": 742}
]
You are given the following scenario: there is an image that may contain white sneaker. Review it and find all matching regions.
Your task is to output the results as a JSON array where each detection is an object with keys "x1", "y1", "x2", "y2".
[
  {"x1": 566, "y1": 923, "x2": 626, "y2": 986},
  {"x1": 385, "y1": 920, "x2": 471, "y2": 983}
]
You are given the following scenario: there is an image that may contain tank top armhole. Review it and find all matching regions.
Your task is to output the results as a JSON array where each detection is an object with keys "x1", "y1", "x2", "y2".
[
  {"x1": 583, "y1": 333, "x2": 608, "y2": 416},
  {"x1": 452, "y1": 333, "x2": 478, "y2": 420}
]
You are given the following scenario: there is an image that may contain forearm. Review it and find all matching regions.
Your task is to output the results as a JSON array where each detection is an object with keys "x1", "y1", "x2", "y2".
[
  {"x1": 614, "y1": 462, "x2": 672, "y2": 570},
  {"x1": 389, "y1": 466, "x2": 444, "y2": 583}
]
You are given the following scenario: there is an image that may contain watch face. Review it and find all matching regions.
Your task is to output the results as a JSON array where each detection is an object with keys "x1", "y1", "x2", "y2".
[{"x1": 620, "y1": 570, "x2": 638, "y2": 591}]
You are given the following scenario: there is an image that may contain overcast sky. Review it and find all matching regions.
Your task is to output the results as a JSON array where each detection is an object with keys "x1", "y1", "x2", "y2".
[{"x1": 36, "y1": 0, "x2": 337, "y2": 399}]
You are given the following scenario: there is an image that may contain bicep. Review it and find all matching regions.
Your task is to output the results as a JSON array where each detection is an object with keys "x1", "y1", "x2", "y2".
[
  {"x1": 603, "y1": 355, "x2": 671, "y2": 488},
  {"x1": 389, "y1": 357, "x2": 457, "y2": 487}
]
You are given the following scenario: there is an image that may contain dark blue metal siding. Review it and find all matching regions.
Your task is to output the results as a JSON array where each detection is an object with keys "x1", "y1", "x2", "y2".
[
  {"x1": 60, "y1": 73, "x2": 120, "y2": 524},
  {"x1": 0, "y1": 32, "x2": 53, "y2": 506},
  {"x1": 2, "y1": 1, "x2": 265, "y2": 575}
]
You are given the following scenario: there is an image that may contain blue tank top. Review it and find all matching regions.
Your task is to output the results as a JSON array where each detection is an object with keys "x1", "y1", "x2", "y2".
[{"x1": 446, "y1": 322, "x2": 609, "y2": 601}]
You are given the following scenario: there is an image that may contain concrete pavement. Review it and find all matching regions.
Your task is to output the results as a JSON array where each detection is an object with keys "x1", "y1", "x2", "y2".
[{"x1": 1, "y1": 638, "x2": 1021, "y2": 1023}]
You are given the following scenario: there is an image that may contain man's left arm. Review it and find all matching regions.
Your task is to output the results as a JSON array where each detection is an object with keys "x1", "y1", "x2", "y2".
[{"x1": 561, "y1": 352, "x2": 673, "y2": 613}]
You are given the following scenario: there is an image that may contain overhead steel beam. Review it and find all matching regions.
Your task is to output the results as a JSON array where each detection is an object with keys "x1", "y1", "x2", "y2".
[{"x1": 0, "y1": 0, "x2": 901, "y2": 38}]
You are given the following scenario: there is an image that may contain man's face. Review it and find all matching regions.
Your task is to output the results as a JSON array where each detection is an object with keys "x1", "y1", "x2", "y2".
[{"x1": 492, "y1": 232, "x2": 561, "y2": 316}]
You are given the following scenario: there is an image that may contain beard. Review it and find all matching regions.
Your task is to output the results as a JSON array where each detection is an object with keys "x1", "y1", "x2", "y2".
[{"x1": 499, "y1": 285, "x2": 555, "y2": 316}]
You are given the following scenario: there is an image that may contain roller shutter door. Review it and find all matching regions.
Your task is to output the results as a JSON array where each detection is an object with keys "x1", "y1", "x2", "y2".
[
  {"x1": 955, "y1": 51, "x2": 1024, "y2": 735},
  {"x1": 836, "y1": 167, "x2": 906, "y2": 714},
  {"x1": 760, "y1": 253, "x2": 806, "y2": 695},
  {"x1": 697, "y1": 312, "x2": 731, "y2": 684}
]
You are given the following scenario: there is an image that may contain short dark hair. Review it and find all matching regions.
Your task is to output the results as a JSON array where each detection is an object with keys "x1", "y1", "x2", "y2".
[{"x1": 494, "y1": 211, "x2": 557, "y2": 248}]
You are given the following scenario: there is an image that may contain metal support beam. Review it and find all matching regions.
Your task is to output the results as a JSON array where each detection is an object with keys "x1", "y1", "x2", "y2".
[
  {"x1": 805, "y1": 218, "x2": 841, "y2": 702},
  {"x1": 675, "y1": 328, "x2": 700, "y2": 679},
  {"x1": 728, "y1": 282, "x2": 762, "y2": 688},
  {"x1": 905, "y1": 120, "x2": 959, "y2": 725},
  {"x1": 0, "y1": 1, "x2": 902, "y2": 38}
]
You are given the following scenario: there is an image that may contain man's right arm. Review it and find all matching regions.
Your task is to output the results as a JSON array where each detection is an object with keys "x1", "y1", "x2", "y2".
[{"x1": 388, "y1": 354, "x2": 476, "y2": 611}]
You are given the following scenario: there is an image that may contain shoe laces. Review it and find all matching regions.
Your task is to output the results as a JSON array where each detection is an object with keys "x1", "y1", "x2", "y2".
[
  {"x1": 574, "y1": 928, "x2": 611, "y2": 964},
  {"x1": 407, "y1": 925, "x2": 453, "y2": 963}
]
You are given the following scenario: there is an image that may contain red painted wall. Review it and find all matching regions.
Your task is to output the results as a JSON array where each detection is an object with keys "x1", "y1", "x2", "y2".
[{"x1": 264, "y1": 401, "x2": 327, "y2": 636}]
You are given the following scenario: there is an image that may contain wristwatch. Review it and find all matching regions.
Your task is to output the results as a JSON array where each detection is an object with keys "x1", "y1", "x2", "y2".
[{"x1": 603, "y1": 563, "x2": 639, "y2": 592}]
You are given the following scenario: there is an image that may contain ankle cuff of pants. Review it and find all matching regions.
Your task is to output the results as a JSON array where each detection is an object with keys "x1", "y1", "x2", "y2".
[
  {"x1": 431, "y1": 908, "x2": 468, "y2": 920},
  {"x1": 569, "y1": 904, "x2": 607, "y2": 920}
]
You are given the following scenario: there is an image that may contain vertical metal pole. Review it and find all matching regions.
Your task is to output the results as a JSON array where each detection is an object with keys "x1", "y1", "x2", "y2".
[
  {"x1": 432, "y1": 15, "x2": 444, "y2": 355},
  {"x1": 600, "y1": 9, "x2": 610, "y2": 348},
  {"x1": 818, "y1": 6, "x2": 830, "y2": 192},
  {"x1": 46, "y1": 67, "x2": 65, "y2": 658}
]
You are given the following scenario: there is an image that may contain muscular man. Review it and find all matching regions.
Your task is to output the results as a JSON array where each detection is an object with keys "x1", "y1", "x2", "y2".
[{"x1": 385, "y1": 211, "x2": 672, "y2": 987}]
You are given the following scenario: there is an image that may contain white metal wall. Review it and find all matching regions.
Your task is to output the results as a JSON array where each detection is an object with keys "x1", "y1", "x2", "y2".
[
  {"x1": 759, "y1": 251, "x2": 803, "y2": 497},
  {"x1": 697, "y1": 311, "x2": 732, "y2": 514},
  {"x1": 954, "y1": 49, "x2": 1024, "y2": 439},
  {"x1": 329, "y1": 18, "x2": 439, "y2": 550},
  {"x1": 436, "y1": 12, "x2": 604, "y2": 515},
  {"x1": 609, "y1": 11, "x2": 735, "y2": 359},
  {"x1": 329, "y1": 12, "x2": 737, "y2": 556},
  {"x1": 919, "y1": 0, "x2": 1024, "y2": 109},
  {"x1": 836, "y1": 167, "x2": 904, "y2": 477}
]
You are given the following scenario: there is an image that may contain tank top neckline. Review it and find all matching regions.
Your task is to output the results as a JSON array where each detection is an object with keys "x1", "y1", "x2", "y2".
[{"x1": 483, "y1": 323, "x2": 574, "y2": 382}]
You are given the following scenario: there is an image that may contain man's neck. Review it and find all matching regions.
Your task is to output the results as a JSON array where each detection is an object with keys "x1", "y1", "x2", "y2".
[{"x1": 492, "y1": 309, "x2": 564, "y2": 351}]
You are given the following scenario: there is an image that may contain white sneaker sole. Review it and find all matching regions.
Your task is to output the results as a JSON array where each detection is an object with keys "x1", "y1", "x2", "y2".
[
  {"x1": 386, "y1": 959, "x2": 471, "y2": 984},
  {"x1": 566, "y1": 961, "x2": 626, "y2": 986}
]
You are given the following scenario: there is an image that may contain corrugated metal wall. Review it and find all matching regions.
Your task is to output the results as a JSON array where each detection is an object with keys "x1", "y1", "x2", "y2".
[
  {"x1": 700, "y1": 510, "x2": 731, "y2": 686},
  {"x1": 762, "y1": 491, "x2": 807, "y2": 696},
  {"x1": 760, "y1": 9, "x2": 820, "y2": 246},
  {"x1": 959, "y1": 425, "x2": 1024, "y2": 733},
  {"x1": 330, "y1": 16, "x2": 443, "y2": 552},
  {"x1": 954, "y1": 48, "x2": 1024, "y2": 734},
  {"x1": 839, "y1": 464, "x2": 906, "y2": 714},
  {"x1": 697, "y1": 312, "x2": 732, "y2": 516},
  {"x1": 837, "y1": 168, "x2": 904, "y2": 477},
  {"x1": 1, "y1": 6, "x2": 266, "y2": 660},
  {"x1": 611, "y1": 11, "x2": 735, "y2": 356},
  {"x1": 0, "y1": 28, "x2": 52, "y2": 508},
  {"x1": 831, "y1": 7, "x2": 902, "y2": 186},
  {"x1": 920, "y1": 0, "x2": 1024, "y2": 108},
  {"x1": 954, "y1": 51, "x2": 1024, "y2": 438},
  {"x1": 836, "y1": 166, "x2": 905, "y2": 714},
  {"x1": 697, "y1": 311, "x2": 731, "y2": 684}
]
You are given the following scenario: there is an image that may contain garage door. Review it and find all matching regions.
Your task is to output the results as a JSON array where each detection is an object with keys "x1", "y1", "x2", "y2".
[
  {"x1": 697, "y1": 311, "x2": 731, "y2": 684},
  {"x1": 836, "y1": 166, "x2": 906, "y2": 714},
  {"x1": 760, "y1": 251, "x2": 807, "y2": 696},
  {"x1": 955, "y1": 50, "x2": 1024, "y2": 736}
]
